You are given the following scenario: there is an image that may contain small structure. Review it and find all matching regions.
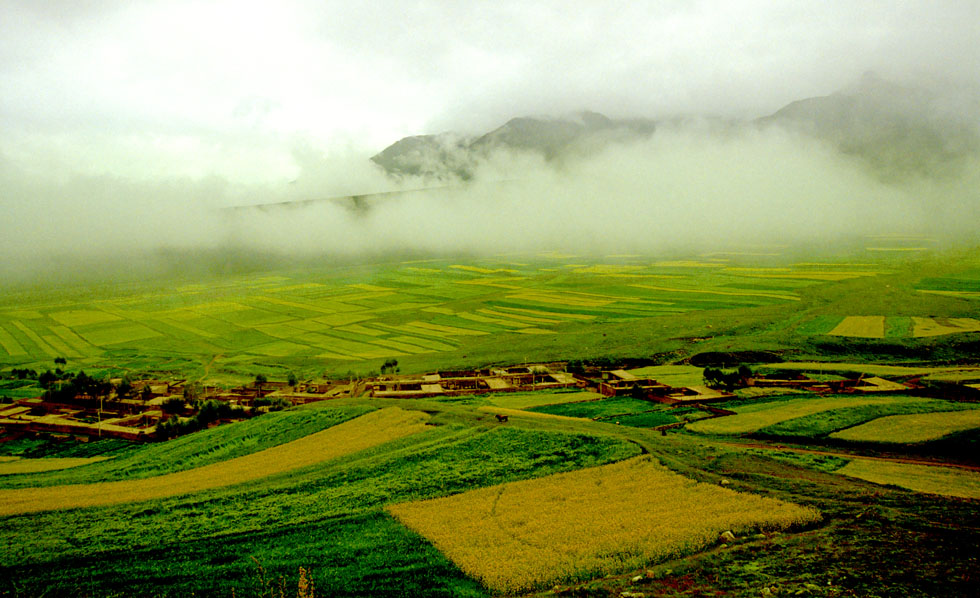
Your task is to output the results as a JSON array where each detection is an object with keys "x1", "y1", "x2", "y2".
[
  {"x1": 366, "y1": 365, "x2": 578, "y2": 399},
  {"x1": 597, "y1": 370, "x2": 671, "y2": 398}
]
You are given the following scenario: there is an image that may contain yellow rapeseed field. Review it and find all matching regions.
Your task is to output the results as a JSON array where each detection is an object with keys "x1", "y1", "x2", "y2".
[
  {"x1": 830, "y1": 409, "x2": 980, "y2": 443},
  {"x1": 0, "y1": 407, "x2": 430, "y2": 517},
  {"x1": 911, "y1": 317, "x2": 980, "y2": 337},
  {"x1": 387, "y1": 455, "x2": 820, "y2": 593},
  {"x1": 837, "y1": 460, "x2": 980, "y2": 499},
  {"x1": 827, "y1": 316, "x2": 886, "y2": 338}
]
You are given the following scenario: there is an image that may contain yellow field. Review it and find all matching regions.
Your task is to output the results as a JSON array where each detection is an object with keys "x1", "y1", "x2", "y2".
[
  {"x1": 493, "y1": 306, "x2": 596, "y2": 320},
  {"x1": 506, "y1": 290, "x2": 614, "y2": 308},
  {"x1": 0, "y1": 408, "x2": 430, "y2": 517},
  {"x1": 687, "y1": 396, "x2": 898, "y2": 435},
  {"x1": 477, "y1": 308, "x2": 559, "y2": 324},
  {"x1": 0, "y1": 457, "x2": 111, "y2": 475},
  {"x1": 738, "y1": 272, "x2": 878, "y2": 281},
  {"x1": 387, "y1": 456, "x2": 820, "y2": 593},
  {"x1": 837, "y1": 461, "x2": 980, "y2": 499},
  {"x1": 48, "y1": 310, "x2": 122, "y2": 327},
  {"x1": 911, "y1": 317, "x2": 980, "y2": 337},
  {"x1": 629, "y1": 284, "x2": 798, "y2": 301},
  {"x1": 827, "y1": 316, "x2": 885, "y2": 338},
  {"x1": 450, "y1": 264, "x2": 518, "y2": 274},
  {"x1": 830, "y1": 409, "x2": 980, "y2": 443}
]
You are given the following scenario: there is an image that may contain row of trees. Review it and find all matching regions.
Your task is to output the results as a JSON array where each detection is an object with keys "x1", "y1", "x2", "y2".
[
  {"x1": 702, "y1": 365, "x2": 753, "y2": 390},
  {"x1": 156, "y1": 399, "x2": 247, "y2": 439}
]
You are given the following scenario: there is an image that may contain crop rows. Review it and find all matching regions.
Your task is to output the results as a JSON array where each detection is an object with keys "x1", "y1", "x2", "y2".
[
  {"x1": 387, "y1": 455, "x2": 820, "y2": 593},
  {"x1": 0, "y1": 256, "x2": 863, "y2": 366}
]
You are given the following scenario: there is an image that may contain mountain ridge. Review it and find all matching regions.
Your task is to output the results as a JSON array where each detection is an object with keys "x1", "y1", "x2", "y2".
[{"x1": 371, "y1": 76, "x2": 978, "y2": 182}]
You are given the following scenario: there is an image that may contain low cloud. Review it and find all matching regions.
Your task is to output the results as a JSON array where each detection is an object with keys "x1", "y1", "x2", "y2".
[{"x1": 3, "y1": 118, "x2": 976, "y2": 287}]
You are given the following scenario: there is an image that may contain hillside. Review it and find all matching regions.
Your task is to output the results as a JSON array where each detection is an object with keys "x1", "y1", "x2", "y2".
[
  {"x1": 371, "y1": 76, "x2": 978, "y2": 183},
  {"x1": 370, "y1": 110, "x2": 657, "y2": 180}
]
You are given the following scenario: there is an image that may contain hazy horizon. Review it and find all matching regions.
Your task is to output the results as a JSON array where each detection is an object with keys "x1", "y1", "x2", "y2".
[{"x1": 2, "y1": 1, "x2": 979, "y2": 284}]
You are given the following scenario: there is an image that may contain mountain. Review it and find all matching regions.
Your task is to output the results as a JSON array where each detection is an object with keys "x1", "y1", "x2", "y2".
[
  {"x1": 370, "y1": 76, "x2": 979, "y2": 182},
  {"x1": 370, "y1": 111, "x2": 657, "y2": 181},
  {"x1": 369, "y1": 132, "x2": 476, "y2": 180},
  {"x1": 757, "y1": 73, "x2": 980, "y2": 180}
]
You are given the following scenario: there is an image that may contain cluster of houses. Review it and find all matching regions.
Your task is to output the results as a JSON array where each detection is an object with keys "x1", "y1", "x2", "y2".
[
  {"x1": 0, "y1": 361, "x2": 967, "y2": 444},
  {"x1": 0, "y1": 378, "x2": 354, "y2": 443}
]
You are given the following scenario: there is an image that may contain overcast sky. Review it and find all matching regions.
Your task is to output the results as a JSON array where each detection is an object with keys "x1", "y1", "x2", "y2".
[{"x1": 1, "y1": 0, "x2": 977, "y2": 188}]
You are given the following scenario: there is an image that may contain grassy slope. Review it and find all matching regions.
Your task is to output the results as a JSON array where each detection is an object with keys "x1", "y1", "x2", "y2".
[{"x1": 0, "y1": 401, "x2": 640, "y2": 597}]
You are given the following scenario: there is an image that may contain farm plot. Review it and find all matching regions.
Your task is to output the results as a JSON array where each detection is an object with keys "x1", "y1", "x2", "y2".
[
  {"x1": 530, "y1": 396, "x2": 665, "y2": 422},
  {"x1": 483, "y1": 391, "x2": 603, "y2": 410},
  {"x1": 74, "y1": 322, "x2": 162, "y2": 347},
  {"x1": 837, "y1": 461, "x2": 980, "y2": 499},
  {"x1": 0, "y1": 407, "x2": 430, "y2": 516},
  {"x1": 757, "y1": 397, "x2": 958, "y2": 439},
  {"x1": 387, "y1": 455, "x2": 820, "y2": 593},
  {"x1": 911, "y1": 317, "x2": 980, "y2": 337},
  {"x1": 830, "y1": 408, "x2": 980, "y2": 443},
  {"x1": 827, "y1": 316, "x2": 885, "y2": 338},
  {"x1": 0, "y1": 457, "x2": 110, "y2": 476},
  {"x1": 687, "y1": 396, "x2": 904, "y2": 435}
]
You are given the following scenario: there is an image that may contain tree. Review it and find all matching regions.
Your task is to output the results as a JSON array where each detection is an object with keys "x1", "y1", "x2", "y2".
[
  {"x1": 255, "y1": 373, "x2": 268, "y2": 385},
  {"x1": 38, "y1": 370, "x2": 57, "y2": 389},
  {"x1": 380, "y1": 358, "x2": 399, "y2": 375},
  {"x1": 116, "y1": 378, "x2": 133, "y2": 400},
  {"x1": 54, "y1": 356, "x2": 67, "y2": 366},
  {"x1": 287, "y1": 372, "x2": 298, "y2": 387}
]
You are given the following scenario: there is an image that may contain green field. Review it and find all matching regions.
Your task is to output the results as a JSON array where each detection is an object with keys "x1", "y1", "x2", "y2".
[
  {"x1": 1, "y1": 395, "x2": 978, "y2": 597},
  {"x1": 2, "y1": 247, "x2": 980, "y2": 596},
  {"x1": 3, "y1": 247, "x2": 977, "y2": 383}
]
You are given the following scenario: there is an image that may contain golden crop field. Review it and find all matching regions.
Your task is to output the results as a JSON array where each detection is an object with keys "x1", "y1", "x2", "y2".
[
  {"x1": 837, "y1": 460, "x2": 980, "y2": 499},
  {"x1": 687, "y1": 396, "x2": 899, "y2": 435},
  {"x1": 911, "y1": 317, "x2": 980, "y2": 337},
  {"x1": 387, "y1": 455, "x2": 820, "y2": 593},
  {"x1": 827, "y1": 316, "x2": 886, "y2": 338},
  {"x1": 830, "y1": 409, "x2": 980, "y2": 443},
  {"x1": 0, "y1": 407, "x2": 430, "y2": 517},
  {"x1": 0, "y1": 456, "x2": 111, "y2": 475}
]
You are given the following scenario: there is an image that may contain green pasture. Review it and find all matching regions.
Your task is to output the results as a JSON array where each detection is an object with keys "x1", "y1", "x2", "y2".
[
  {"x1": 756, "y1": 397, "x2": 972, "y2": 440},
  {"x1": 0, "y1": 401, "x2": 639, "y2": 597},
  {"x1": 527, "y1": 395, "x2": 691, "y2": 428},
  {"x1": 1, "y1": 249, "x2": 979, "y2": 382},
  {"x1": 686, "y1": 395, "x2": 924, "y2": 436}
]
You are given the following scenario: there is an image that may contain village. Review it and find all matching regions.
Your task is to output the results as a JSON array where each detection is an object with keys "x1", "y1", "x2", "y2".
[{"x1": 0, "y1": 362, "x2": 969, "y2": 444}]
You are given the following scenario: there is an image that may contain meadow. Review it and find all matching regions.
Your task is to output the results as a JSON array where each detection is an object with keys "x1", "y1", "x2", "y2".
[
  {"x1": 4, "y1": 244, "x2": 978, "y2": 384},
  {"x1": 1, "y1": 245, "x2": 980, "y2": 596}
]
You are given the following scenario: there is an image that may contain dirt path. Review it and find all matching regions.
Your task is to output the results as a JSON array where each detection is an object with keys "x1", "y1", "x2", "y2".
[
  {"x1": 0, "y1": 407, "x2": 430, "y2": 516},
  {"x1": 198, "y1": 353, "x2": 223, "y2": 383}
]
